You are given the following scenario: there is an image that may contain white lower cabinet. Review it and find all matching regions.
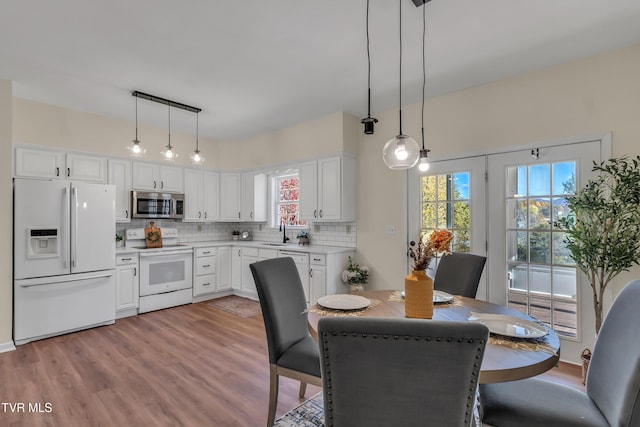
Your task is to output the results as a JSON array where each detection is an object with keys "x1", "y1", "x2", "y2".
[
  {"x1": 116, "y1": 252, "x2": 139, "y2": 317},
  {"x1": 217, "y1": 247, "x2": 232, "y2": 291},
  {"x1": 240, "y1": 247, "x2": 259, "y2": 297},
  {"x1": 280, "y1": 251, "x2": 310, "y2": 303},
  {"x1": 309, "y1": 254, "x2": 327, "y2": 306},
  {"x1": 194, "y1": 247, "x2": 217, "y2": 297}
]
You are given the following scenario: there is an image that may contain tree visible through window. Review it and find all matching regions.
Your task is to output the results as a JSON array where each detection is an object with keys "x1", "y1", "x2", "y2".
[
  {"x1": 276, "y1": 174, "x2": 307, "y2": 227},
  {"x1": 421, "y1": 172, "x2": 471, "y2": 252}
]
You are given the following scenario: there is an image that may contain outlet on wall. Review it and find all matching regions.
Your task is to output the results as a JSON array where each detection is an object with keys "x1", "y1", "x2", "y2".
[{"x1": 386, "y1": 224, "x2": 396, "y2": 235}]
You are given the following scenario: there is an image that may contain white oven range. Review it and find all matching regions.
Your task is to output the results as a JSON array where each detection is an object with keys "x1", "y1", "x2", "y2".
[{"x1": 125, "y1": 228, "x2": 193, "y2": 313}]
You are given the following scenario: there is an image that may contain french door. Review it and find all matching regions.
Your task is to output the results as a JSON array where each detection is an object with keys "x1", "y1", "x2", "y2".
[
  {"x1": 408, "y1": 156, "x2": 487, "y2": 298},
  {"x1": 487, "y1": 140, "x2": 606, "y2": 357}
]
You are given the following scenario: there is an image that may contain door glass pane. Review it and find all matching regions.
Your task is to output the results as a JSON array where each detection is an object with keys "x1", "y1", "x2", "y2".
[
  {"x1": 505, "y1": 161, "x2": 578, "y2": 337},
  {"x1": 421, "y1": 172, "x2": 471, "y2": 253}
]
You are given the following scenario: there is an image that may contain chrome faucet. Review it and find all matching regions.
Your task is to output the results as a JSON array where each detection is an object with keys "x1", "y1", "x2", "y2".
[{"x1": 279, "y1": 220, "x2": 290, "y2": 244}]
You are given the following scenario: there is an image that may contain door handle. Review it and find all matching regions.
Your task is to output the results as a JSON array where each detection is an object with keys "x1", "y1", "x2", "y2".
[
  {"x1": 204, "y1": 212, "x2": 207, "y2": 219},
  {"x1": 319, "y1": 209, "x2": 323, "y2": 218},
  {"x1": 198, "y1": 211, "x2": 201, "y2": 218},
  {"x1": 134, "y1": 267, "x2": 137, "y2": 276},
  {"x1": 56, "y1": 167, "x2": 60, "y2": 177},
  {"x1": 67, "y1": 167, "x2": 71, "y2": 177},
  {"x1": 161, "y1": 181, "x2": 164, "y2": 189},
  {"x1": 153, "y1": 181, "x2": 157, "y2": 189},
  {"x1": 125, "y1": 209, "x2": 129, "y2": 219},
  {"x1": 313, "y1": 209, "x2": 317, "y2": 218}
]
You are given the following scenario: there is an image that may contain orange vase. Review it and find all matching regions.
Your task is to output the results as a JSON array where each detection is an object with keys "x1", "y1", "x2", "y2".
[{"x1": 404, "y1": 269, "x2": 434, "y2": 319}]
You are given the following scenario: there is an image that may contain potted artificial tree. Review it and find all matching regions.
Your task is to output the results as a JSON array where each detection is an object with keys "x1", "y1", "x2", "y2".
[{"x1": 556, "y1": 156, "x2": 640, "y2": 381}]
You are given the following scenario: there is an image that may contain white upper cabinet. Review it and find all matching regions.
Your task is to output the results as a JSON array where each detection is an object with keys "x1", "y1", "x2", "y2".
[
  {"x1": 299, "y1": 155, "x2": 356, "y2": 222},
  {"x1": 108, "y1": 159, "x2": 133, "y2": 222},
  {"x1": 184, "y1": 169, "x2": 219, "y2": 222},
  {"x1": 15, "y1": 147, "x2": 106, "y2": 183},
  {"x1": 220, "y1": 173, "x2": 242, "y2": 221},
  {"x1": 132, "y1": 162, "x2": 184, "y2": 193},
  {"x1": 220, "y1": 172, "x2": 266, "y2": 222}
]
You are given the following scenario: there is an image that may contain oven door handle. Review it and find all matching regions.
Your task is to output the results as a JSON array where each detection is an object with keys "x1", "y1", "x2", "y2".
[{"x1": 139, "y1": 249, "x2": 193, "y2": 258}]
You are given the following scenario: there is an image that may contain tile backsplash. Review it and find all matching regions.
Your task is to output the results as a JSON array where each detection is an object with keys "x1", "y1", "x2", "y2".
[{"x1": 119, "y1": 220, "x2": 356, "y2": 248}]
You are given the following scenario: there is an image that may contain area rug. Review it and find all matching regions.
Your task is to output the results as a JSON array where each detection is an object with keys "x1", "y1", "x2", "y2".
[
  {"x1": 207, "y1": 296, "x2": 262, "y2": 318},
  {"x1": 274, "y1": 393, "x2": 324, "y2": 427}
]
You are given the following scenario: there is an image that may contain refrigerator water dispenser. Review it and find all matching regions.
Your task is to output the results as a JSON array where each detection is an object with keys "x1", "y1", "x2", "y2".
[{"x1": 27, "y1": 228, "x2": 59, "y2": 258}]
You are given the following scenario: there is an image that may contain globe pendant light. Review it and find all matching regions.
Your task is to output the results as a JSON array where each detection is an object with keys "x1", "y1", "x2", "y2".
[
  {"x1": 127, "y1": 95, "x2": 146, "y2": 157},
  {"x1": 383, "y1": 0, "x2": 419, "y2": 170},
  {"x1": 190, "y1": 112, "x2": 205, "y2": 164},
  {"x1": 161, "y1": 103, "x2": 177, "y2": 161},
  {"x1": 417, "y1": 0, "x2": 431, "y2": 172}
]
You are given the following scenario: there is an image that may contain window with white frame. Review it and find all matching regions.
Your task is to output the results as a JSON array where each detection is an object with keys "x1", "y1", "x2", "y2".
[{"x1": 273, "y1": 172, "x2": 307, "y2": 227}]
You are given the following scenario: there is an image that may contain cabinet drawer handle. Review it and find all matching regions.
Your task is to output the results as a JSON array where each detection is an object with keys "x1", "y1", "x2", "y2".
[
  {"x1": 121, "y1": 257, "x2": 133, "y2": 261},
  {"x1": 238, "y1": 212, "x2": 241, "y2": 219},
  {"x1": 56, "y1": 167, "x2": 60, "y2": 177},
  {"x1": 67, "y1": 167, "x2": 71, "y2": 177},
  {"x1": 203, "y1": 282, "x2": 211, "y2": 286},
  {"x1": 153, "y1": 181, "x2": 157, "y2": 189},
  {"x1": 313, "y1": 258, "x2": 322, "y2": 262},
  {"x1": 161, "y1": 181, "x2": 164, "y2": 189},
  {"x1": 309, "y1": 269, "x2": 313, "y2": 278},
  {"x1": 134, "y1": 267, "x2": 137, "y2": 276},
  {"x1": 198, "y1": 211, "x2": 201, "y2": 218},
  {"x1": 125, "y1": 209, "x2": 129, "y2": 219},
  {"x1": 250, "y1": 211, "x2": 253, "y2": 219},
  {"x1": 319, "y1": 209, "x2": 323, "y2": 218},
  {"x1": 202, "y1": 251, "x2": 210, "y2": 255},
  {"x1": 202, "y1": 264, "x2": 211, "y2": 268},
  {"x1": 204, "y1": 212, "x2": 207, "y2": 219}
]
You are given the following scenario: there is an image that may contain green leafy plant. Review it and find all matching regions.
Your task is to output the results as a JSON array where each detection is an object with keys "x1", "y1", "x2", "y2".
[
  {"x1": 341, "y1": 256, "x2": 369, "y2": 286},
  {"x1": 556, "y1": 156, "x2": 640, "y2": 334},
  {"x1": 115, "y1": 234, "x2": 123, "y2": 242}
]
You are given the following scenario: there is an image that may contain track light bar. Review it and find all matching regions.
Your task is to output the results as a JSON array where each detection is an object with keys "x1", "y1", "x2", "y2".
[{"x1": 132, "y1": 91, "x2": 201, "y2": 113}]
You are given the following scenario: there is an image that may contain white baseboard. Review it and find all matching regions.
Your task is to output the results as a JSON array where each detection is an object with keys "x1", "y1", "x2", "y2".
[{"x1": 0, "y1": 340, "x2": 16, "y2": 353}]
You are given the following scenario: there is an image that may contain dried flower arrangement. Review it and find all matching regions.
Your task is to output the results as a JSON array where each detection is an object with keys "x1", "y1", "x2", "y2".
[{"x1": 408, "y1": 229, "x2": 454, "y2": 271}]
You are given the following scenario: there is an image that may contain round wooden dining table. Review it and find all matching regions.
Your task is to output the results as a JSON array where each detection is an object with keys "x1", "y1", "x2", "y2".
[{"x1": 307, "y1": 290, "x2": 560, "y2": 384}]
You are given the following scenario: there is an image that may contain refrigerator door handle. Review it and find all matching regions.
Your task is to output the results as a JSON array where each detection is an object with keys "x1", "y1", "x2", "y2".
[
  {"x1": 19, "y1": 272, "x2": 114, "y2": 287},
  {"x1": 71, "y1": 186, "x2": 78, "y2": 269},
  {"x1": 63, "y1": 187, "x2": 70, "y2": 268}
]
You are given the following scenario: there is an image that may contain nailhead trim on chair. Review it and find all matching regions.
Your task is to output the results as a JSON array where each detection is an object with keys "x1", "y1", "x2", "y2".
[{"x1": 320, "y1": 330, "x2": 486, "y2": 427}]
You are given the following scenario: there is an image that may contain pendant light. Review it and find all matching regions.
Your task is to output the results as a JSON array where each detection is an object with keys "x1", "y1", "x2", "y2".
[
  {"x1": 417, "y1": 0, "x2": 431, "y2": 172},
  {"x1": 382, "y1": 0, "x2": 419, "y2": 170},
  {"x1": 127, "y1": 95, "x2": 146, "y2": 157},
  {"x1": 190, "y1": 112, "x2": 205, "y2": 164},
  {"x1": 161, "y1": 103, "x2": 177, "y2": 161},
  {"x1": 360, "y1": 0, "x2": 378, "y2": 135}
]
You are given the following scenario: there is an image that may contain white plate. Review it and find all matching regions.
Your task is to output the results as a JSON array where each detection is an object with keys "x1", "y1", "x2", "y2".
[
  {"x1": 400, "y1": 290, "x2": 454, "y2": 303},
  {"x1": 317, "y1": 294, "x2": 371, "y2": 310},
  {"x1": 468, "y1": 313, "x2": 547, "y2": 339},
  {"x1": 433, "y1": 290, "x2": 454, "y2": 303}
]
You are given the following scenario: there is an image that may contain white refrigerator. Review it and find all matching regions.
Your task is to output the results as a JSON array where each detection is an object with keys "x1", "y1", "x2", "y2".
[{"x1": 14, "y1": 178, "x2": 116, "y2": 345}]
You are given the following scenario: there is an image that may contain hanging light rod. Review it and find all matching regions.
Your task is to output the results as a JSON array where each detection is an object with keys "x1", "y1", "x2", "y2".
[
  {"x1": 131, "y1": 91, "x2": 201, "y2": 113},
  {"x1": 411, "y1": 0, "x2": 432, "y2": 7}
]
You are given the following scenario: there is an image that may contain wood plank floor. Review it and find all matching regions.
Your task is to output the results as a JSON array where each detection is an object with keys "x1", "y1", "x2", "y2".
[{"x1": 0, "y1": 300, "x2": 582, "y2": 427}]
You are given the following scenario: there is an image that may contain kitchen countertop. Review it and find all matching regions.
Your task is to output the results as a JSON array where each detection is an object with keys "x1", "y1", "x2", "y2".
[{"x1": 117, "y1": 241, "x2": 355, "y2": 255}]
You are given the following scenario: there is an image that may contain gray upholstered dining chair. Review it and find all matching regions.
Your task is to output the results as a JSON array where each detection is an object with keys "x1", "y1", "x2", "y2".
[
  {"x1": 434, "y1": 252, "x2": 487, "y2": 298},
  {"x1": 480, "y1": 279, "x2": 640, "y2": 427},
  {"x1": 318, "y1": 316, "x2": 489, "y2": 427},
  {"x1": 250, "y1": 257, "x2": 322, "y2": 427}
]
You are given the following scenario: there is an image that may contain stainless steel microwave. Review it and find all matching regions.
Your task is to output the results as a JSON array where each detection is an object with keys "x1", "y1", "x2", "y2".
[{"x1": 131, "y1": 191, "x2": 184, "y2": 219}]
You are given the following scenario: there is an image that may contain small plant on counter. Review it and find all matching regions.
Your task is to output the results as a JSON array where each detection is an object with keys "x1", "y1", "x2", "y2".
[
  {"x1": 341, "y1": 256, "x2": 369, "y2": 287},
  {"x1": 115, "y1": 233, "x2": 123, "y2": 247},
  {"x1": 296, "y1": 231, "x2": 310, "y2": 245}
]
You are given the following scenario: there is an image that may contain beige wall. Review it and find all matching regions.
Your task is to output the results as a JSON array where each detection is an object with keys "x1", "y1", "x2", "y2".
[
  {"x1": 13, "y1": 98, "x2": 221, "y2": 168},
  {"x1": 216, "y1": 111, "x2": 358, "y2": 170},
  {"x1": 1, "y1": 80, "x2": 13, "y2": 346},
  {"x1": 357, "y1": 43, "x2": 640, "y2": 297}
]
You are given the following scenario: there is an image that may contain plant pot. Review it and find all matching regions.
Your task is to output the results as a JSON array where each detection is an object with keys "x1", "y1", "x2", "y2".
[
  {"x1": 349, "y1": 284, "x2": 364, "y2": 294},
  {"x1": 581, "y1": 348, "x2": 591, "y2": 385},
  {"x1": 298, "y1": 237, "x2": 310, "y2": 245},
  {"x1": 404, "y1": 269, "x2": 434, "y2": 319}
]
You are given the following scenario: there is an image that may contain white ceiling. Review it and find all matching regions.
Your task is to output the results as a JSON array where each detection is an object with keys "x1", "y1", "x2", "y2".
[{"x1": 2, "y1": 0, "x2": 640, "y2": 141}]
